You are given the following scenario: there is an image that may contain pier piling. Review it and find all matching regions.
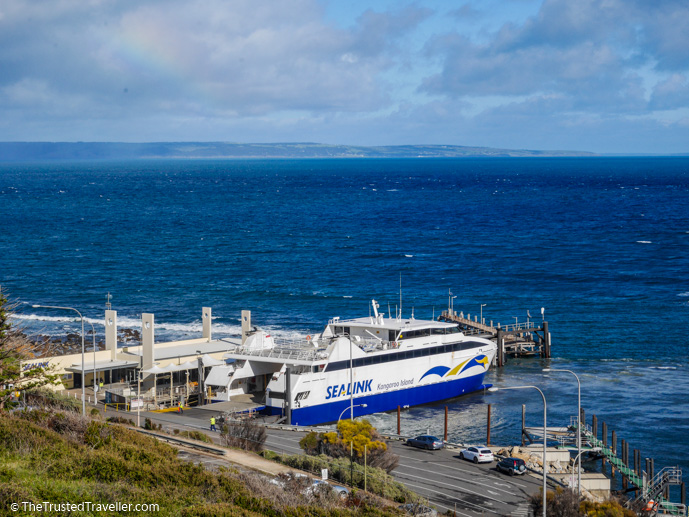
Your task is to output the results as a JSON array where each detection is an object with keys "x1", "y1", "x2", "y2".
[
  {"x1": 444, "y1": 406, "x2": 448, "y2": 442},
  {"x1": 603, "y1": 422, "x2": 608, "y2": 473},
  {"x1": 397, "y1": 406, "x2": 401, "y2": 435},
  {"x1": 611, "y1": 430, "x2": 617, "y2": 479},
  {"x1": 487, "y1": 404, "x2": 491, "y2": 446}
]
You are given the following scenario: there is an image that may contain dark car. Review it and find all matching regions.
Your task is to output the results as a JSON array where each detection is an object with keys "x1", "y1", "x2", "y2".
[
  {"x1": 496, "y1": 457, "x2": 527, "y2": 475},
  {"x1": 407, "y1": 435, "x2": 444, "y2": 450}
]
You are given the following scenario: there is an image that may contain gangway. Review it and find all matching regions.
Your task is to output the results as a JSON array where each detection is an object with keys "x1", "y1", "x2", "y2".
[{"x1": 579, "y1": 423, "x2": 686, "y2": 516}]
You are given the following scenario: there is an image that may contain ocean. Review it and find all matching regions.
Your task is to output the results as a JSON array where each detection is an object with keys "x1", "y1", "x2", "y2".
[{"x1": 1, "y1": 157, "x2": 688, "y2": 492}]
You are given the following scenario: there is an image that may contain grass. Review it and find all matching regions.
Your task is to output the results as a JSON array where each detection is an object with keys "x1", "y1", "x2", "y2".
[{"x1": 0, "y1": 409, "x2": 406, "y2": 516}]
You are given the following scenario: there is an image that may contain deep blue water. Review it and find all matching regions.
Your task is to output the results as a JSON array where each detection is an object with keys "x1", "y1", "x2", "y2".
[{"x1": 1, "y1": 157, "x2": 688, "y2": 492}]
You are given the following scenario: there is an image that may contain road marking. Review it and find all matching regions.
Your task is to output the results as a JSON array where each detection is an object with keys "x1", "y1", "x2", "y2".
[
  {"x1": 401, "y1": 480, "x2": 503, "y2": 516},
  {"x1": 393, "y1": 458, "x2": 520, "y2": 497},
  {"x1": 394, "y1": 470, "x2": 514, "y2": 507}
]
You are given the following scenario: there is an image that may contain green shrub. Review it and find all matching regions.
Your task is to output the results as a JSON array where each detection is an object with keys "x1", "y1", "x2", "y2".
[
  {"x1": 276, "y1": 453, "x2": 418, "y2": 504},
  {"x1": 179, "y1": 430, "x2": 213, "y2": 443}
]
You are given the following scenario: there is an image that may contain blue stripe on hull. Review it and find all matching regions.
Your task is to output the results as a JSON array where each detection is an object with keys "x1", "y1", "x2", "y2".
[{"x1": 274, "y1": 373, "x2": 490, "y2": 427}]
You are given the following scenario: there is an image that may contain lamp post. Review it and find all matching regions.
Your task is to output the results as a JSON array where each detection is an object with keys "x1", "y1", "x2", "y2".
[
  {"x1": 33, "y1": 304, "x2": 85, "y2": 416},
  {"x1": 137, "y1": 368, "x2": 142, "y2": 428},
  {"x1": 86, "y1": 319, "x2": 97, "y2": 401},
  {"x1": 490, "y1": 386, "x2": 547, "y2": 517},
  {"x1": 338, "y1": 403, "x2": 368, "y2": 423},
  {"x1": 544, "y1": 368, "x2": 581, "y2": 497},
  {"x1": 480, "y1": 304, "x2": 487, "y2": 325},
  {"x1": 571, "y1": 447, "x2": 601, "y2": 492}
]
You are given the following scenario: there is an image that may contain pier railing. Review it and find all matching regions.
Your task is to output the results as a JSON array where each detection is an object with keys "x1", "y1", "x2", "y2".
[{"x1": 579, "y1": 423, "x2": 686, "y2": 516}]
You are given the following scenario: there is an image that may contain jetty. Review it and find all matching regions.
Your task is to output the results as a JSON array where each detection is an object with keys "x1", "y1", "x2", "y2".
[
  {"x1": 439, "y1": 309, "x2": 551, "y2": 366},
  {"x1": 518, "y1": 407, "x2": 688, "y2": 515}
]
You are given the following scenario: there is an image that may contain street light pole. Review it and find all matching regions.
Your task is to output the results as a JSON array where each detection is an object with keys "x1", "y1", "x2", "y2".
[
  {"x1": 33, "y1": 304, "x2": 86, "y2": 416},
  {"x1": 544, "y1": 368, "x2": 581, "y2": 497},
  {"x1": 480, "y1": 304, "x2": 487, "y2": 325},
  {"x1": 490, "y1": 385, "x2": 547, "y2": 517},
  {"x1": 137, "y1": 368, "x2": 141, "y2": 428},
  {"x1": 86, "y1": 320, "x2": 97, "y2": 402},
  {"x1": 338, "y1": 403, "x2": 368, "y2": 423}
]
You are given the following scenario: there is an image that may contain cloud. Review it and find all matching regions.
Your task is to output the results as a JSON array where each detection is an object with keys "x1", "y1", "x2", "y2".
[
  {"x1": 649, "y1": 74, "x2": 689, "y2": 110},
  {"x1": 0, "y1": 0, "x2": 686, "y2": 152},
  {"x1": 0, "y1": 1, "x2": 427, "y2": 130},
  {"x1": 421, "y1": 0, "x2": 689, "y2": 106}
]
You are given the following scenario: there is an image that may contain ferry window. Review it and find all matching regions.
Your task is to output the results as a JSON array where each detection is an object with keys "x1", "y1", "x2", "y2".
[
  {"x1": 389, "y1": 331, "x2": 396, "y2": 341},
  {"x1": 343, "y1": 327, "x2": 351, "y2": 336},
  {"x1": 413, "y1": 349, "x2": 422, "y2": 358},
  {"x1": 431, "y1": 328, "x2": 445, "y2": 335},
  {"x1": 422, "y1": 328, "x2": 431, "y2": 336},
  {"x1": 373, "y1": 355, "x2": 381, "y2": 364},
  {"x1": 421, "y1": 348, "x2": 431, "y2": 356},
  {"x1": 398, "y1": 333, "x2": 405, "y2": 340},
  {"x1": 447, "y1": 326, "x2": 460, "y2": 334}
]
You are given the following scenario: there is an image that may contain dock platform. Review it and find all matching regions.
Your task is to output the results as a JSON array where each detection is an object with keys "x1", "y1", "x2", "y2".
[{"x1": 439, "y1": 310, "x2": 551, "y2": 366}]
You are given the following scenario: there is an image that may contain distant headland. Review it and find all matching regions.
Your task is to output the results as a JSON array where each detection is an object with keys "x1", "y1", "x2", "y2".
[{"x1": 0, "y1": 142, "x2": 597, "y2": 161}]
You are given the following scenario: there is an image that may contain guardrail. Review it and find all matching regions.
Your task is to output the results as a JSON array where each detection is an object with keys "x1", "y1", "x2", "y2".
[{"x1": 136, "y1": 429, "x2": 226, "y2": 456}]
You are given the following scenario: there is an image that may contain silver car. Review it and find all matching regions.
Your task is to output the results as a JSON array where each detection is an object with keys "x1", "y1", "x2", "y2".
[{"x1": 407, "y1": 435, "x2": 444, "y2": 450}]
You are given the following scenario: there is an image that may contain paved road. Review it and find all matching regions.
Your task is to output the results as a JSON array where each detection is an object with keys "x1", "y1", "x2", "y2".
[
  {"x1": 124, "y1": 409, "x2": 543, "y2": 516},
  {"x1": 264, "y1": 429, "x2": 543, "y2": 517}
]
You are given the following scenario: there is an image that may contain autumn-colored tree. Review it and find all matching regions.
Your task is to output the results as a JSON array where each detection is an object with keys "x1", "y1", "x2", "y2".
[
  {"x1": 299, "y1": 418, "x2": 399, "y2": 473},
  {"x1": 0, "y1": 286, "x2": 58, "y2": 409}
]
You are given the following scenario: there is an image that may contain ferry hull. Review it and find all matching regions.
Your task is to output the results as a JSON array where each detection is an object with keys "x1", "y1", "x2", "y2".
[{"x1": 270, "y1": 371, "x2": 490, "y2": 426}]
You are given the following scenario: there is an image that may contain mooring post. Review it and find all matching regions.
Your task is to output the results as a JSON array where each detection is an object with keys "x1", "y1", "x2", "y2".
[
  {"x1": 681, "y1": 482, "x2": 685, "y2": 508},
  {"x1": 650, "y1": 458, "x2": 654, "y2": 482},
  {"x1": 487, "y1": 404, "x2": 491, "y2": 446},
  {"x1": 444, "y1": 406, "x2": 448, "y2": 442},
  {"x1": 646, "y1": 458, "x2": 651, "y2": 481},
  {"x1": 496, "y1": 329, "x2": 504, "y2": 367},
  {"x1": 611, "y1": 430, "x2": 617, "y2": 479},
  {"x1": 543, "y1": 321, "x2": 550, "y2": 358},
  {"x1": 592, "y1": 414, "x2": 598, "y2": 439},
  {"x1": 622, "y1": 439, "x2": 627, "y2": 489},
  {"x1": 521, "y1": 404, "x2": 526, "y2": 446},
  {"x1": 397, "y1": 405, "x2": 401, "y2": 435},
  {"x1": 602, "y1": 422, "x2": 608, "y2": 473}
]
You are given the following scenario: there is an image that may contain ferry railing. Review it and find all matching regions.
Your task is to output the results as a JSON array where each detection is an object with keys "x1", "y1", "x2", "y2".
[{"x1": 232, "y1": 345, "x2": 323, "y2": 362}]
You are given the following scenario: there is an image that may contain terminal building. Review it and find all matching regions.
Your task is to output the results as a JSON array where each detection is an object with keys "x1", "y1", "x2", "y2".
[{"x1": 21, "y1": 307, "x2": 261, "y2": 412}]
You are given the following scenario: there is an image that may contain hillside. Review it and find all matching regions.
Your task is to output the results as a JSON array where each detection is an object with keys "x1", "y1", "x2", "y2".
[
  {"x1": 0, "y1": 409, "x2": 397, "y2": 516},
  {"x1": 0, "y1": 142, "x2": 596, "y2": 161}
]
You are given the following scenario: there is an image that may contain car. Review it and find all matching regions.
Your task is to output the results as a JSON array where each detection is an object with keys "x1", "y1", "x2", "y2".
[
  {"x1": 305, "y1": 480, "x2": 350, "y2": 500},
  {"x1": 459, "y1": 446, "x2": 494, "y2": 463},
  {"x1": 406, "y1": 435, "x2": 444, "y2": 450},
  {"x1": 496, "y1": 457, "x2": 527, "y2": 475},
  {"x1": 330, "y1": 484, "x2": 350, "y2": 500}
]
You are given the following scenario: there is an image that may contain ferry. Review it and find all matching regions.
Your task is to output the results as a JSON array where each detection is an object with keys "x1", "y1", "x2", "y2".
[{"x1": 216, "y1": 300, "x2": 497, "y2": 426}]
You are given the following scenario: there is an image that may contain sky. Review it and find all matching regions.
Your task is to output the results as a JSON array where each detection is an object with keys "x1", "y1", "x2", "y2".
[{"x1": 1, "y1": 0, "x2": 688, "y2": 154}]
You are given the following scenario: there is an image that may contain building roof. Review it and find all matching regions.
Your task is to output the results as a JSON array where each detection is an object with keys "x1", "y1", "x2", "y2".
[{"x1": 66, "y1": 359, "x2": 139, "y2": 373}]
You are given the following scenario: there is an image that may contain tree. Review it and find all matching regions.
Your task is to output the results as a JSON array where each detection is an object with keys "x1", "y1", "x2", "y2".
[
  {"x1": 298, "y1": 419, "x2": 399, "y2": 473},
  {"x1": 0, "y1": 286, "x2": 59, "y2": 409}
]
